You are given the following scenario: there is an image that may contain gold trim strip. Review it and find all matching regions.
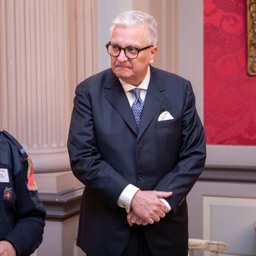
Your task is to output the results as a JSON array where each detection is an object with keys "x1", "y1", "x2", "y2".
[{"x1": 247, "y1": 0, "x2": 256, "y2": 75}]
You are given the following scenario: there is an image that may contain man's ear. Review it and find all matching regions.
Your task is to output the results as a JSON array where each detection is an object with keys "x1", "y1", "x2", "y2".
[{"x1": 149, "y1": 46, "x2": 158, "y2": 64}]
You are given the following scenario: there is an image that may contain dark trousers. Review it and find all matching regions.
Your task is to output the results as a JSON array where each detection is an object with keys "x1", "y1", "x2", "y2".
[{"x1": 121, "y1": 225, "x2": 153, "y2": 256}]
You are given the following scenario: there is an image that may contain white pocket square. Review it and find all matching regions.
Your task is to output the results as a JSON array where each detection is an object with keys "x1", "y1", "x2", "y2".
[{"x1": 158, "y1": 111, "x2": 174, "y2": 121}]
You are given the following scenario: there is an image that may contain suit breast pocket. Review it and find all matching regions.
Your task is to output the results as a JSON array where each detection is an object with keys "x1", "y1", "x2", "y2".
[
  {"x1": 156, "y1": 118, "x2": 180, "y2": 129},
  {"x1": 155, "y1": 118, "x2": 182, "y2": 146}
]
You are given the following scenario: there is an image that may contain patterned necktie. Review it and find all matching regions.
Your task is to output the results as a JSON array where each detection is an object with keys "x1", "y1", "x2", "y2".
[{"x1": 131, "y1": 88, "x2": 144, "y2": 128}]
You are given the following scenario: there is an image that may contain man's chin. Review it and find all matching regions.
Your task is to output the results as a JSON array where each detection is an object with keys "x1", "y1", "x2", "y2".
[{"x1": 114, "y1": 68, "x2": 131, "y2": 79}]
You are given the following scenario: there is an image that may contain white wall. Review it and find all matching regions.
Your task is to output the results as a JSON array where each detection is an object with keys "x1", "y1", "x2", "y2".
[
  {"x1": 97, "y1": 0, "x2": 133, "y2": 72},
  {"x1": 178, "y1": 0, "x2": 204, "y2": 120}
]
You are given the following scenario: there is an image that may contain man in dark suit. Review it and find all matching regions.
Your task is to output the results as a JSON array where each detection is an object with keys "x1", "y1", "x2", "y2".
[{"x1": 67, "y1": 10, "x2": 206, "y2": 256}]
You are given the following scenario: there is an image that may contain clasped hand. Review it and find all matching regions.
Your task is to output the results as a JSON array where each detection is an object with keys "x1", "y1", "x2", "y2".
[
  {"x1": 127, "y1": 190, "x2": 172, "y2": 226},
  {"x1": 0, "y1": 241, "x2": 16, "y2": 256}
]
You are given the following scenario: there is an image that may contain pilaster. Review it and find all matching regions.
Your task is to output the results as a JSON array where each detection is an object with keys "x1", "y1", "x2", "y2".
[{"x1": 0, "y1": 1, "x2": 97, "y2": 255}]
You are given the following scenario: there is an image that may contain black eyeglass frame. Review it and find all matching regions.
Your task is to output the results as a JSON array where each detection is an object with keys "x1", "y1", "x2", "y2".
[{"x1": 105, "y1": 42, "x2": 153, "y2": 59}]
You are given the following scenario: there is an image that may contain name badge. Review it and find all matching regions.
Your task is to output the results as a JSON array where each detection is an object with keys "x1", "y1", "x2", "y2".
[{"x1": 0, "y1": 168, "x2": 9, "y2": 183}]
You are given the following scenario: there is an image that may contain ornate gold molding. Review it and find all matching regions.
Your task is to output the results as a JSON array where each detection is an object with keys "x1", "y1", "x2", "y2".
[{"x1": 247, "y1": 0, "x2": 256, "y2": 75}]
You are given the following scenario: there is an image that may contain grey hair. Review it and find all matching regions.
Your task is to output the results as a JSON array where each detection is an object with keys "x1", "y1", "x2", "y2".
[{"x1": 110, "y1": 10, "x2": 158, "y2": 45}]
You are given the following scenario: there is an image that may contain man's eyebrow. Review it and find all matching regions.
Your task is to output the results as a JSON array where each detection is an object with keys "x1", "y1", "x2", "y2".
[{"x1": 111, "y1": 42, "x2": 138, "y2": 48}]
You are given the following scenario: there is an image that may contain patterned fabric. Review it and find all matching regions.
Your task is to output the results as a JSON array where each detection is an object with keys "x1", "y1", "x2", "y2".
[
  {"x1": 131, "y1": 88, "x2": 144, "y2": 128},
  {"x1": 204, "y1": 0, "x2": 256, "y2": 145}
]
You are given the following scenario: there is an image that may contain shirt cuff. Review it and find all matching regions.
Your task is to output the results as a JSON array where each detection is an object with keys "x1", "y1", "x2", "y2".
[
  {"x1": 159, "y1": 198, "x2": 171, "y2": 212},
  {"x1": 117, "y1": 184, "x2": 139, "y2": 213}
]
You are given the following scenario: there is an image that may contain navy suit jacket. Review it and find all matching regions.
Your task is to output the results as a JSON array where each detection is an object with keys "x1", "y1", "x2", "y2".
[{"x1": 67, "y1": 66, "x2": 206, "y2": 256}]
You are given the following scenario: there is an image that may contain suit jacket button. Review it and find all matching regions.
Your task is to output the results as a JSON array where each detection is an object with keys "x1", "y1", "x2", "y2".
[{"x1": 138, "y1": 175, "x2": 143, "y2": 181}]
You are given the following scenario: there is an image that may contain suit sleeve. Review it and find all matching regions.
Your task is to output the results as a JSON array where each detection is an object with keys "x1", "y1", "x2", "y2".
[
  {"x1": 67, "y1": 83, "x2": 131, "y2": 210},
  {"x1": 154, "y1": 82, "x2": 206, "y2": 214}
]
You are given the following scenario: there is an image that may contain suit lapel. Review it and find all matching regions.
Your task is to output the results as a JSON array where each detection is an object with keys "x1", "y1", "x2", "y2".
[
  {"x1": 137, "y1": 77, "x2": 166, "y2": 140},
  {"x1": 104, "y1": 71, "x2": 138, "y2": 134},
  {"x1": 104, "y1": 67, "x2": 167, "y2": 138}
]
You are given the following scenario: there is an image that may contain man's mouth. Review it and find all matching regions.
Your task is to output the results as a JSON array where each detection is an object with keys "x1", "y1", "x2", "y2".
[{"x1": 115, "y1": 66, "x2": 131, "y2": 69}]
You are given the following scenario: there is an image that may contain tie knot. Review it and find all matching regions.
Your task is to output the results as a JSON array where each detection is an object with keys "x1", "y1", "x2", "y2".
[{"x1": 133, "y1": 88, "x2": 141, "y2": 100}]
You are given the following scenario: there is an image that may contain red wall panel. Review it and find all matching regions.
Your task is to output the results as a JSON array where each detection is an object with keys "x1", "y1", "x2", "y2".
[{"x1": 204, "y1": 0, "x2": 256, "y2": 145}]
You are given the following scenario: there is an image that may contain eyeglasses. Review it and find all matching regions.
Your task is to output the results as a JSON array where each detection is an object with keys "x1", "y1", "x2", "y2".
[{"x1": 105, "y1": 42, "x2": 153, "y2": 59}]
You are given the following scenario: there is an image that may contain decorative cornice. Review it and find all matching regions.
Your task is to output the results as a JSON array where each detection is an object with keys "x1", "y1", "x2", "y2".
[
  {"x1": 200, "y1": 167, "x2": 256, "y2": 183},
  {"x1": 39, "y1": 186, "x2": 84, "y2": 220}
]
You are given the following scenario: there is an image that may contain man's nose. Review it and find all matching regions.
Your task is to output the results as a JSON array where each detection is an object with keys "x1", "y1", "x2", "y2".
[{"x1": 117, "y1": 49, "x2": 128, "y2": 61}]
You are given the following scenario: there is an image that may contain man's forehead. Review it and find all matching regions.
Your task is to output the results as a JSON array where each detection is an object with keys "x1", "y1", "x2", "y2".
[{"x1": 111, "y1": 25, "x2": 149, "y2": 46}]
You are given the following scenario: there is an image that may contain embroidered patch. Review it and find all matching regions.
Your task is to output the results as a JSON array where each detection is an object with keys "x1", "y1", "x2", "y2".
[{"x1": 3, "y1": 187, "x2": 12, "y2": 201}]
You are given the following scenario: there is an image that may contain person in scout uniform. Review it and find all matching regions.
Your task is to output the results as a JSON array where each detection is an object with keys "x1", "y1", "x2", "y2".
[{"x1": 0, "y1": 130, "x2": 46, "y2": 256}]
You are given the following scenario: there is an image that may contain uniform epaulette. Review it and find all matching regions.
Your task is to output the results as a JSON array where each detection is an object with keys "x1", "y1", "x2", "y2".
[
  {"x1": 3, "y1": 130, "x2": 28, "y2": 160},
  {"x1": 2, "y1": 130, "x2": 38, "y2": 191}
]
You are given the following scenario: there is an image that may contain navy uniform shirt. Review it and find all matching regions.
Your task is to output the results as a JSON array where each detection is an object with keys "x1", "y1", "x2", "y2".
[{"x1": 0, "y1": 130, "x2": 46, "y2": 256}]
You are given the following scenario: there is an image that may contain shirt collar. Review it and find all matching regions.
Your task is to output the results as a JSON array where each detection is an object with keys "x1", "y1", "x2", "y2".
[{"x1": 119, "y1": 66, "x2": 150, "y2": 93}]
